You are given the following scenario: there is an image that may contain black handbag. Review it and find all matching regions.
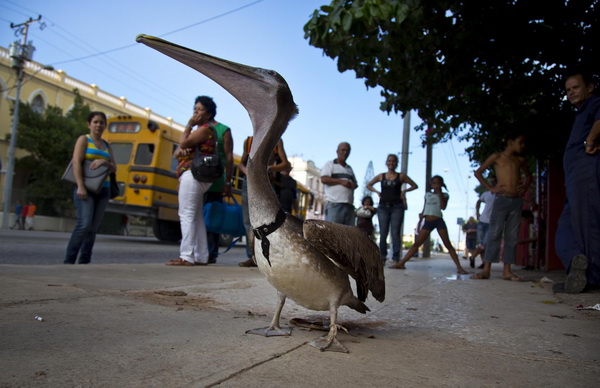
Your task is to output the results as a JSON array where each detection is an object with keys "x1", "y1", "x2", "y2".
[
  {"x1": 191, "y1": 126, "x2": 223, "y2": 182},
  {"x1": 109, "y1": 173, "x2": 120, "y2": 199}
]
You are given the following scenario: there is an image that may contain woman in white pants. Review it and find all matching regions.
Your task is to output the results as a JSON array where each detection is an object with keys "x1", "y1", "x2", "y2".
[{"x1": 166, "y1": 96, "x2": 219, "y2": 266}]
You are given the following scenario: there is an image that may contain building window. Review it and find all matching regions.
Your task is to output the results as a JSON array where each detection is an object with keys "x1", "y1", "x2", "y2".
[{"x1": 31, "y1": 95, "x2": 45, "y2": 114}]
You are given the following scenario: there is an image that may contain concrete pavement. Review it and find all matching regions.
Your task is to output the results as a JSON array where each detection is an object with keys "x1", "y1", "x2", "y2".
[{"x1": 1, "y1": 249, "x2": 599, "y2": 387}]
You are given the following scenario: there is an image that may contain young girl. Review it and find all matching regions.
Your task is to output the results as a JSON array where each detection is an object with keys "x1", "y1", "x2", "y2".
[
  {"x1": 355, "y1": 195, "x2": 377, "y2": 241},
  {"x1": 390, "y1": 175, "x2": 468, "y2": 274}
]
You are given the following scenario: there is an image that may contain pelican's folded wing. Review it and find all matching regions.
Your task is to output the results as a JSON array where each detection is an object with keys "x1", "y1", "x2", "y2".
[{"x1": 303, "y1": 219, "x2": 385, "y2": 302}]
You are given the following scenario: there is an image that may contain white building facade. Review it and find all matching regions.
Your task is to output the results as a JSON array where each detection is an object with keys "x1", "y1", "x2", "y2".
[{"x1": 288, "y1": 156, "x2": 325, "y2": 220}]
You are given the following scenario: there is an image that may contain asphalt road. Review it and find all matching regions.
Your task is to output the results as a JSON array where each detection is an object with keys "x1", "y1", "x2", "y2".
[{"x1": 0, "y1": 229, "x2": 247, "y2": 265}]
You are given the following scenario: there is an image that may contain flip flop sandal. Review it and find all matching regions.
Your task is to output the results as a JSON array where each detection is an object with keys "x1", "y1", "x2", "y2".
[{"x1": 165, "y1": 258, "x2": 194, "y2": 266}]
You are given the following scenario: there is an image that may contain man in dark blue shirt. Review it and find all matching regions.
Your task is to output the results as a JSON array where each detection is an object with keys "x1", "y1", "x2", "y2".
[{"x1": 555, "y1": 72, "x2": 600, "y2": 293}]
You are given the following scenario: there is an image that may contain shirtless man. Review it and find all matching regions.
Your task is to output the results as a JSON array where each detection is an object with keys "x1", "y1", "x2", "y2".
[{"x1": 472, "y1": 131, "x2": 532, "y2": 280}]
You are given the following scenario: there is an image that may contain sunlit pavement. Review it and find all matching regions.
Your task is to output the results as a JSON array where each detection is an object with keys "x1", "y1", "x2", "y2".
[{"x1": 1, "y1": 249, "x2": 598, "y2": 387}]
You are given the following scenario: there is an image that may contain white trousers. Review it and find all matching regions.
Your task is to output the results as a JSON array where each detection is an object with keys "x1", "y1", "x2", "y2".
[
  {"x1": 25, "y1": 217, "x2": 34, "y2": 230},
  {"x1": 178, "y1": 170, "x2": 211, "y2": 264}
]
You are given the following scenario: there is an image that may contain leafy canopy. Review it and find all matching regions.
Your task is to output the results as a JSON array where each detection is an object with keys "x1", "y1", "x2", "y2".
[
  {"x1": 13, "y1": 91, "x2": 91, "y2": 215},
  {"x1": 304, "y1": 0, "x2": 599, "y2": 162}
]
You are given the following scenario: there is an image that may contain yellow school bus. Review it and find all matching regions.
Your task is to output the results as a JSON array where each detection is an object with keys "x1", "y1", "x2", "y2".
[{"x1": 103, "y1": 115, "x2": 309, "y2": 242}]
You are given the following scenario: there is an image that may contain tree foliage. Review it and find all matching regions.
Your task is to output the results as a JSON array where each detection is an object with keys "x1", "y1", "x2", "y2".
[
  {"x1": 13, "y1": 91, "x2": 91, "y2": 215},
  {"x1": 304, "y1": 0, "x2": 599, "y2": 163}
]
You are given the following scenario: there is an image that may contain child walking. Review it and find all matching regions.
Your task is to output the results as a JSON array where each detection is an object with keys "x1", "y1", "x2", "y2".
[
  {"x1": 472, "y1": 131, "x2": 532, "y2": 281},
  {"x1": 390, "y1": 175, "x2": 468, "y2": 274}
]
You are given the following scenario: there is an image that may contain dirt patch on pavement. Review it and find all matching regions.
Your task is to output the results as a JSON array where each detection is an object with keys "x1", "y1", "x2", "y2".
[{"x1": 128, "y1": 289, "x2": 222, "y2": 310}]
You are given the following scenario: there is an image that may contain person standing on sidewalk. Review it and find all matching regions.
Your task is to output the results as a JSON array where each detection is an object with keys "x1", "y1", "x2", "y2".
[
  {"x1": 462, "y1": 216, "x2": 478, "y2": 267},
  {"x1": 237, "y1": 136, "x2": 290, "y2": 267},
  {"x1": 355, "y1": 195, "x2": 377, "y2": 241},
  {"x1": 64, "y1": 112, "x2": 116, "y2": 264},
  {"x1": 470, "y1": 177, "x2": 497, "y2": 269},
  {"x1": 390, "y1": 175, "x2": 468, "y2": 274},
  {"x1": 366, "y1": 153, "x2": 418, "y2": 263},
  {"x1": 201, "y1": 96, "x2": 233, "y2": 265},
  {"x1": 20, "y1": 204, "x2": 28, "y2": 231},
  {"x1": 555, "y1": 71, "x2": 600, "y2": 293},
  {"x1": 471, "y1": 130, "x2": 532, "y2": 281},
  {"x1": 24, "y1": 202, "x2": 36, "y2": 230},
  {"x1": 321, "y1": 142, "x2": 358, "y2": 226},
  {"x1": 10, "y1": 200, "x2": 23, "y2": 230},
  {"x1": 166, "y1": 96, "x2": 221, "y2": 266}
]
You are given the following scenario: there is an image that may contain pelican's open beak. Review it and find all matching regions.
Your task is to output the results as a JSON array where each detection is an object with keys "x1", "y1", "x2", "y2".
[{"x1": 136, "y1": 34, "x2": 297, "y2": 158}]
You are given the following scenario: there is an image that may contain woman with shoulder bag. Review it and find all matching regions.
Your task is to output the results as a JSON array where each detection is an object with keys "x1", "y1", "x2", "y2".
[
  {"x1": 367, "y1": 154, "x2": 418, "y2": 264},
  {"x1": 166, "y1": 96, "x2": 219, "y2": 266},
  {"x1": 64, "y1": 112, "x2": 116, "y2": 264}
]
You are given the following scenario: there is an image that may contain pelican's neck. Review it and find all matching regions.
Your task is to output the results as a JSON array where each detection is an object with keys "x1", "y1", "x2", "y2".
[
  {"x1": 247, "y1": 155, "x2": 281, "y2": 227},
  {"x1": 246, "y1": 103, "x2": 293, "y2": 228}
]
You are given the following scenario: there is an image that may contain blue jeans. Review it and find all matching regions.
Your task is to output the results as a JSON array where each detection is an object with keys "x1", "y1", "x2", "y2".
[
  {"x1": 377, "y1": 202, "x2": 404, "y2": 261},
  {"x1": 555, "y1": 150, "x2": 600, "y2": 286},
  {"x1": 477, "y1": 222, "x2": 490, "y2": 248},
  {"x1": 325, "y1": 202, "x2": 355, "y2": 226},
  {"x1": 64, "y1": 188, "x2": 110, "y2": 264},
  {"x1": 483, "y1": 196, "x2": 522, "y2": 264}
]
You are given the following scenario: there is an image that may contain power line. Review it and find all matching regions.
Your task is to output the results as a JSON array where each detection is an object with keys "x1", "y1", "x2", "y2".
[
  {"x1": 160, "y1": 0, "x2": 265, "y2": 38},
  {"x1": 448, "y1": 139, "x2": 467, "y2": 194},
  {"x1": 48, "y1": 0, "x2": 265, "y2": 66}
]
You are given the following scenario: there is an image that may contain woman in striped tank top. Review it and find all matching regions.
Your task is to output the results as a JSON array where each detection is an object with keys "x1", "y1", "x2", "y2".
[{"x1": 64, "y1": 112, "x2": 116, "y2": 264}]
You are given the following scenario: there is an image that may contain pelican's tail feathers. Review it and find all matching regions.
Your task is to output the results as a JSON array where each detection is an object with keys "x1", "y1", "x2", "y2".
[{"x1": 345, "y1": 297, "x2": 370, "y2": 314}]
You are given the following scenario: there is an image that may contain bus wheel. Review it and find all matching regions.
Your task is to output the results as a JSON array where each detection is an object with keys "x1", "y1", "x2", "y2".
[{"x1": 153, "y1": 220, "x2": 181, "y2": 242}]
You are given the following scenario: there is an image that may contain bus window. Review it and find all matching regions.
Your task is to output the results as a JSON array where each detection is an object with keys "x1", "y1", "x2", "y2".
[
  {"x1": 135, "y1": 143, "x2": 155, "y2": 165},
  {"x1": 110, "y1": 143, "x2": 133, "y2": 165},
  {"x1": 109, "y1": 122, "x2": 141, "y2": 133}
]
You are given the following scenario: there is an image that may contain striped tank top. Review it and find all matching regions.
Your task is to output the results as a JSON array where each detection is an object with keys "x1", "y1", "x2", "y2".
[{"x1": 85, "y1": 135, "x2": 110, "y2": 189}]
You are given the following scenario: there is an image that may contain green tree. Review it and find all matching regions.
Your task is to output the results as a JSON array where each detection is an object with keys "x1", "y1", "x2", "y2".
[
  {"x1": 13, "y1": 90, "x2": 91, "y2": 215},
  {"x1": 304, "y1": 0, "x2": 599, "y2": 163}
]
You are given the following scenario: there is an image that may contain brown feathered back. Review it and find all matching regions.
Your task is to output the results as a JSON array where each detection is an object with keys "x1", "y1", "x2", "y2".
[{"x1": 302, "y1": 220, "x2": 385, "y2": 302}]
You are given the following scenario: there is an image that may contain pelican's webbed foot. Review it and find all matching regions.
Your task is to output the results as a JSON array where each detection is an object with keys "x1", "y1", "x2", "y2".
[
  {"x1": 308, "y1": 336, "x2": 348, "y2": 353},
  {"x1": 245, "y1": 326, "x2": 292, "y2": 337},
  {"x1": 307, "y1": 324, "x2": 349, "y2": 353}
]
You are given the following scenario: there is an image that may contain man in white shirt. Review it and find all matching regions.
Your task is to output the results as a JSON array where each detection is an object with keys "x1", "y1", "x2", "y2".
[{"x1": 320, "y1": 142, "x2": 357, "y2": 225}]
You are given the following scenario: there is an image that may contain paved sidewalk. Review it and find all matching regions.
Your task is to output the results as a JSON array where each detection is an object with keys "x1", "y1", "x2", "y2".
[{"x1": 1, "y1": 251, "x2": 599, "y2": 387}]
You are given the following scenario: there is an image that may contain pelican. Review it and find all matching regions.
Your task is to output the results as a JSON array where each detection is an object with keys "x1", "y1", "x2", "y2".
[{"x1": 136, "y1": 35, "x2": 385, "y2": 352}]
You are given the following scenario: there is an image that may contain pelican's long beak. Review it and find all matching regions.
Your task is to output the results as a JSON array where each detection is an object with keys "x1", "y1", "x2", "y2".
[{"x1": 136, "y1": 34, "x2": 297, "y2": 158}]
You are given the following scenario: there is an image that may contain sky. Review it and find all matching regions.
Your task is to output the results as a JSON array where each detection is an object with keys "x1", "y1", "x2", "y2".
[{"x1": 0, "y1": 0, "x2": 481, "y2": 247}]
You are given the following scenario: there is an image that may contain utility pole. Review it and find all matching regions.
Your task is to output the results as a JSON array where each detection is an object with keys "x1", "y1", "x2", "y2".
[
  {"x1": 423, "y1": 138, "x2": 433, "y2": 258},
  {"x1": 1, "y1": 15, "x2": 42, "y2": 229},
  {"x1": 399, "y1": 112, "x2": 410, "y2": 244}
]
